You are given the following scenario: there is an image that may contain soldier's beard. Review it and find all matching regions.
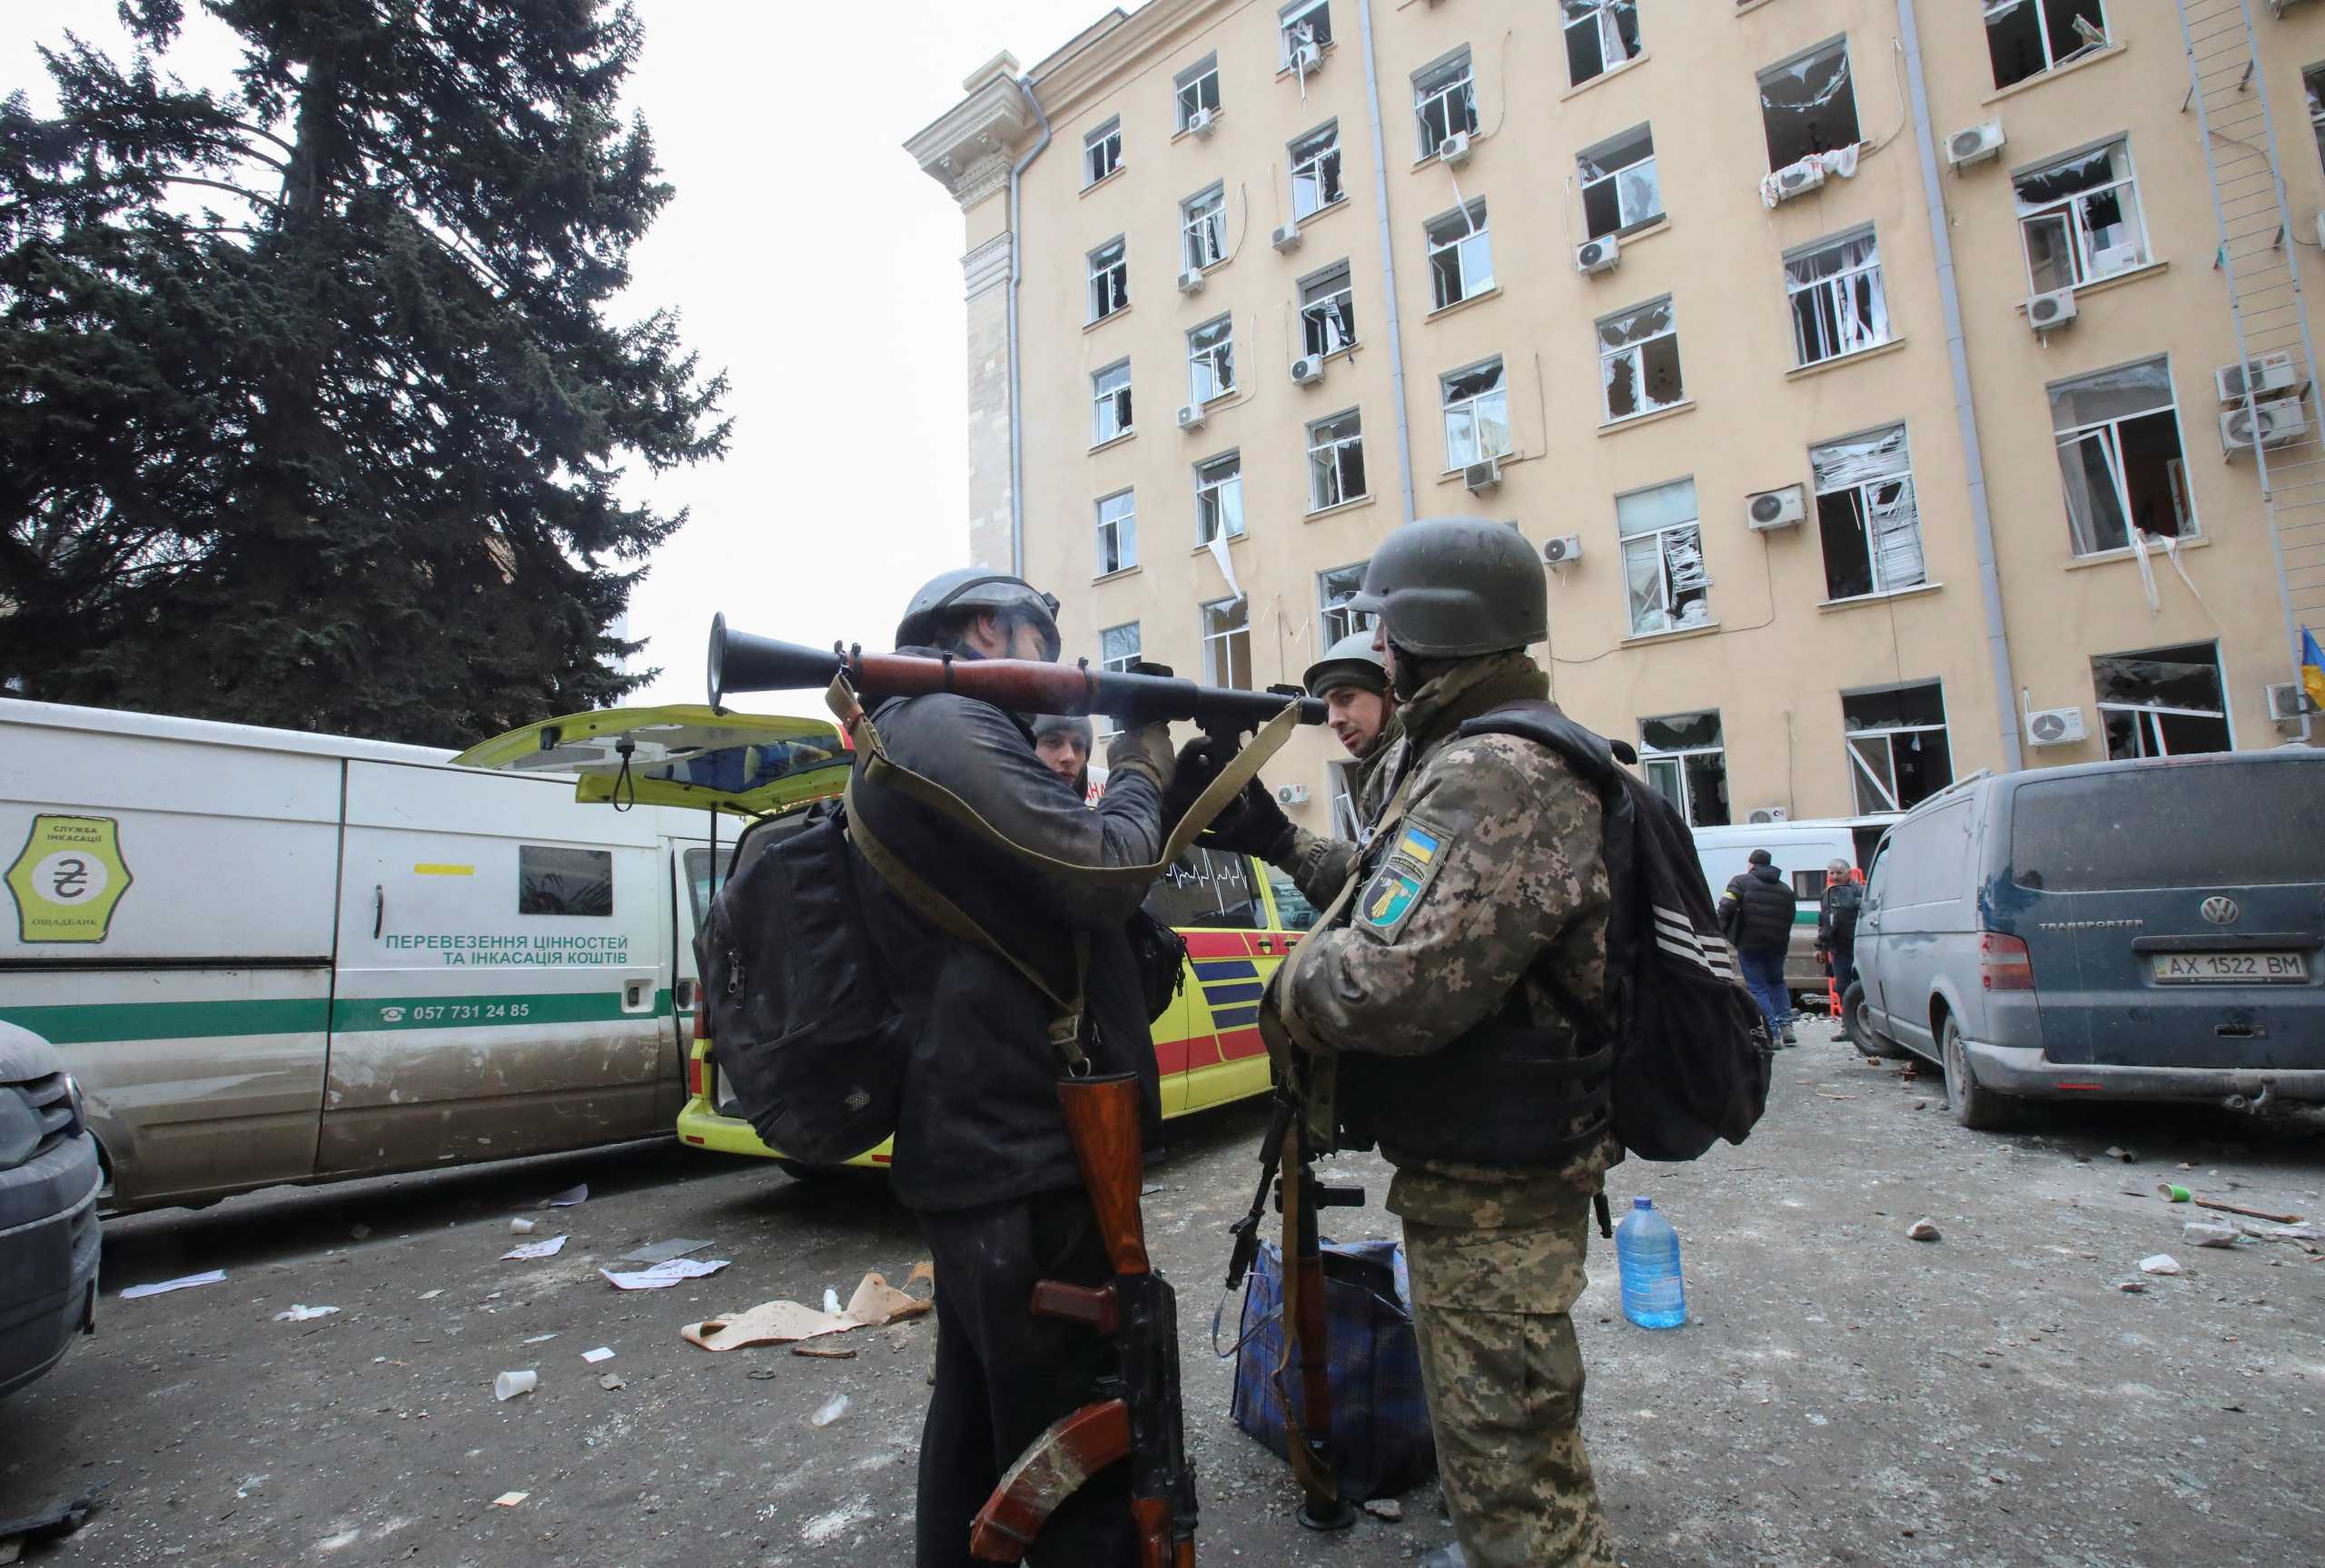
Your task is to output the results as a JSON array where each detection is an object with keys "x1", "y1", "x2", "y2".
[{"x1": 1389, "y1": 644, "x2": 1440, "y2": 701}]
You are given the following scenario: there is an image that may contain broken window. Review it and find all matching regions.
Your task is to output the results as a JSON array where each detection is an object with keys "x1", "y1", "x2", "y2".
[
  {"x1": 1281, "y1": 0, "x2": 1332, "y2": 64},
  {"x1": 1786, "y1": 226, "x2": 1889, "y2": 367},
  {"x1": 2015, "y1": 140, "x2": 2147, "y2": 292},
  {"x1": 1318, "y1": 560, "x2": 1373, "y2": 644},
  {"x1": 1414, "y1": 49, "x2": 1478, "y2": 158},
  {"x1": 2048, "y1": 356, "x2": 2192, "y2": 556},
  {"x1": 1565, "y1": 1, "x2": 1641, "y2": 88},
  {"x1": 1639, "y1": 710, "x2": 1730, "y2": 828},
  {"x1": 1598, "y1": 296, "x2": 1684, "y2": 423},
  {"x1": 1441, "y1": 358, "x2": 1510, "y2": 469},
  {"x1": 1095, "y1": 489, "x2": 1137, "y2": 576},
  {"x1": 1195, "y1": 450, "x2": 1244, "y2": 544},
  {"x1": 1084, "y1": 117, "x2": 1122, "y2": 187},
  {"x1": 1617, "y1": 477, "x2": 1710, "y2": 636},
  {"x1": 1187, "y1": 314, "x2": 1235, "y2": 403},
  {"x1": 1182, "y1": 185, "x2": 1228, "y2": 272},
  {"x1": 1092, "y1": 360, "x2": 1133, "y2": 445},
  {"x1": 1306, "y1": 409, "x2": 1367, "y2": 511},
  {"x1": 2092, "y1": 642, "x2": 2231, "y2": 760},
  {"x1": 1094, "y1": 622, "x2": 1142, "y2": 738},
  {"x1": 2309, "y1": 64, "x2": 2325, "y2": 175},
  {"x1": 1289, "y1": 122, "x2": 1344, "y2": 219},
  {"x1": 1300, "y1": 262, "x2": 1357, "y2": 358},
  {"x1": 1175, "y1": 55, "x2": 1221, "y2": 131},
  {"x1": 1841, "y1": 683, "x2": 1951, "y2": 815},
  {"x1": 1202, "y1": 595, "x2": 1252, "y2": 689},
  {"x1": 1088, "y1": 238, "x2": 1128, "y2": 322},
  {"x1": 1984, "y1": 0, "x2": 2110, "y2": 92},
  {"x1": 1578, "y1": 123, "x2": 1660, "y2": 240},
  {"x1": 1758, "y1": 38, "x2": 1860, "y2": 173},
  {"x1": 1425, "y1": 201, "x2": 1492, "y2": 311},
  {"x1": 1812, "y1": 424, "x2": 1924, "y2": 601}
]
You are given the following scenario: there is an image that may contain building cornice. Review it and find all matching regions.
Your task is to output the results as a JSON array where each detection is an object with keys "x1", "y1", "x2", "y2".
[
  {"x1": 1029, "y1": 0, "x2": 1228, "y2": 124},
  {"x1": 904, "y1": 51, "x2": 1039, "y2": 209}
]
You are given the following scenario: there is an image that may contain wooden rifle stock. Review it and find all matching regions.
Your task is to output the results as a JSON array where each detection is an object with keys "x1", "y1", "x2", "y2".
[{"x1": 1059, "y1": 1072, "x2": 1151, "y2": 1277}]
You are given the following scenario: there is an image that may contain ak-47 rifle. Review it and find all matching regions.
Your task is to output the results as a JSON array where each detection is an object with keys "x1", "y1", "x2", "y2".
[
  {"x1": 1222, "y1": 1075, "x2": 1365, "y2": 1531},
  {"x1": 969, "y1": 1073, "x2": 1197, "y2": 1567}
]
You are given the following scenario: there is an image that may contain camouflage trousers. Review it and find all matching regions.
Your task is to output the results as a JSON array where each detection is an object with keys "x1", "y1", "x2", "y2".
[{"x1": 1404, "y1": 1202, "x2": 1618, "y2": 1568}]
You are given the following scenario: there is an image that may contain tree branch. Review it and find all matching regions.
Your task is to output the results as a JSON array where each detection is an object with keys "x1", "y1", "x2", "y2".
[{"x1": 161, "y1": 175, "x2": 284, "y2": 212}]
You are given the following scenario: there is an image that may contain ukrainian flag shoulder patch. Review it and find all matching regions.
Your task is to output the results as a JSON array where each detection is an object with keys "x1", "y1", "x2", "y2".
[{"x1": 1355, "y1": 813, "x2": 1449, "y2": 944}]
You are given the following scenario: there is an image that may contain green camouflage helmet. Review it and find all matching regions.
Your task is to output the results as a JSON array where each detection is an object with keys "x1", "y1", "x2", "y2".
[
  {"x1": 1348, "y1": 517, "x2": 1546, "y2": 658},
  {"x1": 1301, "y1": 631, "x2": 1389, "y2": 699},
  {"x1": 895, "y1": 569, "x2": 1062, "y2": 657}
]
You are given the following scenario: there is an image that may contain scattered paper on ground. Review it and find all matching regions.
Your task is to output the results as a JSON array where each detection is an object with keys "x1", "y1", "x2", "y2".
[
  {"x1": 272, "y1": 1305, "x2": 340, "y2": 1322},
  {"x1": 682, "y1": 1270, "x2": 934, "y2": 1353},
  {"x1": 121, "y1": 1269, "x2": 226, "y2": 1300},
  {"x1": 501, "y1": 1236, "x2": 569, "y2": 1261},
  {"x1": 617, "y1": 1238, "x2": 712, "y2": 1266},
  {"x1": 581, "y1": 1346, "x2": 615, "y2": 1364},
  {"x1": 490, "y1": 1493, "x2": 529, "y2": 1508},
  {"x1": 544, "y1": 1184, "x2": 589, "y2": 1208},
  {"x1": 521, "y1": 1333, "x2": 559, "y2": 1345},
  {"x1": 599, "y1": 1257, "x2": 730, "y2": 1291},
  {"x1": 418, "y1": 1288, "x2": 444, "y2": 1301}
]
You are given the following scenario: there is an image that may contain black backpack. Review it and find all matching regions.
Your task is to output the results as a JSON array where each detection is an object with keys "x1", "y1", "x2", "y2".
[{"x1": 1461, "y1": 703, "x2": 1774, "y2": 1161}]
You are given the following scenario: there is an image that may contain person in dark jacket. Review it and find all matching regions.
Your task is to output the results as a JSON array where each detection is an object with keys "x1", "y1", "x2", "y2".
[
  {"x1": 848, "y1": 569, "x2": 1200, "y2": 1568},
  {"x1": 1815, "y1": 858, "x2": 1864, "y2": 1002},
  {"x1": 1718, "y1": 849, "x2": 1797, "y2": 1046}
]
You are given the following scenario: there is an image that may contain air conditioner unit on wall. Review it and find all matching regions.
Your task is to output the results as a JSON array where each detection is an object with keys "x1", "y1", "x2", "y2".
[
  {"x1": 1271, "y1": 221, "x2": 1301, "y2": 252},
  {"x1": 1463, "y1": 456, "x2": 1501, "y2": 493},
  {"x1": 1291, "y1": 356, "x2": 1323, "y2": 386},
  {"x1": 2027, "y1": 288, "x2": 2077, "y2": 333},
  {"x1": 1772, "y1": 159, "x2": 1825, "y2": 200},
  {"x1": 1276, "y1": 783, "x2": 1311, "y2": 805},
  {"x1": 1188, "y1": 107, "x2": 1217, "y2": 138},
  {"x1": 1438, "y1": 131, "x2": 1472, "y2": 167},
  {"x1": 1291, "y1": 41, "x2": 1322, "y2": 73},
  {"x1": 1747, "y1": 806, "x2": 1789, "y2": 824},
  {"x1": 1542, "y1": 533, "x2": 1583, "y2": 567},
  {"x1": 2024, "y1": 705, "x2": 2088, "y2": 747},
  {"x1": 1178, "y1": 267, "x2": 1206, "y2": 294},
  {"x1": 1575, "y1": 234, "x2": 1620, "y2": 275},
  {"x1": 1747, "y1": 485, "x2": 1806, "y2": 530},
  {"x1": 2266, "y1": 683, "x2": 2318, "y2": 722},
  {"x1": 1946, "y1": 120, "x2": 2005, "y2": 170},
  {"x1": 2221, "y1": 397, "x2": 2309, "y2": 452},
  {"x1": 1176, "y1": 403, "x2": 1205, "y2": 432},
  {"x1": 2216, "y1": 351, "x2": 2300, "y2": 403}
]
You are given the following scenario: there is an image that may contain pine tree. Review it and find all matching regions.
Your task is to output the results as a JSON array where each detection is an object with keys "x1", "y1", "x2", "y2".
[{"x1": 0, "y1": 0, "x2": 727, "y2": 745}]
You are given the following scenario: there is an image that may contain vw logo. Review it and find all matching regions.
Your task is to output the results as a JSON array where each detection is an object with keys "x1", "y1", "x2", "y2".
[{"x1": 2200, "y1": 896, "x2": 2240, "y2": 926}]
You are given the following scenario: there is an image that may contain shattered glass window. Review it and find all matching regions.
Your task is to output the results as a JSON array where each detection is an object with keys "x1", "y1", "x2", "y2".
[
  {"x1": 1289, "y1": 122, "x2": 1344, "y2": 219},
  {"x1": 1564, "y1": 1, "x2": 1641, "y2": 88},
  {"x1": 1100, "y1": 622, "x2": 1142, "y2": 675},
  {"x1": 1638, "y1": 709, "x2": 1728, "y2": 828},
  {"x1": 1616, "y1": 478, "x2": 1709, "y2": 636},
  {"x1": 1786, "y1": 227, "x2": 1888, "y2": 366},
  {"x1": 1088, "y1": 238, "x2": 1128, "y2": 322},
  {"x1": 1281, "y1": 0, "x2": 1332, "y2": 62},
  {"x1": 1306, "y1": 409, "x2": 1367, "y2": 511},
  {"x1": 1984, "y1": 0, "x2": 2110, "y2": 91},
  {"x1": 1811, "y1": 425, "x2": 1924, "y2": 601},
  {"x1": 2091, "y1": 644, "x2": 2230, "y2": 760},
  {"x1": 1175, "y1": 56, "x2": 1221, "y2": 131},
  {"x1": 1195, "y1": 451, "x2": 1245, "y2": 544},
  {"x1": 1598, "y1": 297, "x2": 1684, "y2": 423},
  {"x1": 2048, "y1": 357, "x2": 2191, "y2": 556},
  {"x1": 1441, "y1": 358, "x2": 1510, "y2": 468},
  {"x1": 1300, "y1": 262, "x2": 1357, "y2": 358},
  {"x1": 1758, "y1": 38, "x2": 1860, "y2": 173},
  {"x1": 1840, "y1": 684, "x2": 1951, "y2": 815},
  {"x1": 1187, "y1": 314, "x2": 1235, "y2": 404},
  {"x1": 1319, "y1": 560, "x2": 1372, "y2": 643},
  {"x1": 1201, "y1": 597, "x2": 1252, "y2": 691},
  {"x1": 1092, "y1": 360, "x2": 1133, "y2": 445},
  {"x1": 1414, "y1": 52, "x2": 1478, "y2": 158},
  {"x1": 1094, "y1": 490, "x2": 1137, "y2": 576},
  {"x1": 1578, "y1": 123, "x2": 1660, "y2": 240},
  {"x1": 1084, "y1": 118, "x2": 1122, "y2": 187},
  {"x1": 1426, "y1": 201, "x2": 1492, "y2": 310},
  {"x1": 2014, "y1": 140, "x2": 2145, "y2": 291},
  {"x1": 1182, "y1": 185, "x2": 1228, "y2": 271}
]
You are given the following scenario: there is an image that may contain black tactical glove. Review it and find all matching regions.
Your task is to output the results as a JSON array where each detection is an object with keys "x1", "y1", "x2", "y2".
[
  {"x1": 1160, "y1": 734, "x2": 1231, "y2": 831},
  {"x1": 1200, "y1": 776, "x2": 1297, "y2": 864}
]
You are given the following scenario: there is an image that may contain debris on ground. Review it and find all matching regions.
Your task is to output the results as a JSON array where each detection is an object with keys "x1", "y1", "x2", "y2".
[
  {"x1": 682, "y1": 1271, "x2": 934, "y2": 1353},
  {"x1": 2192, "y1": 1197, "x2": 2303, "y2": 1224},
  {"x1": 119, "y1": 1269, "x2": 225, "y2": 1300},
  {"x1": 501, "y1": 1235, "x2": 568, "y2": 1261},
  {"x1": 747, "y1": 1368, "x2": 778, "y2": 1381},
  {"x1": 1906, "y1": 1219, "x2": 1941, "y2": 1242},
  {"x1": 2158, "y1": 1184, "x2": 2192, "y2": 1203},
  {"x1": 582, "y1": 1346, "x2": 616, "y2": 1364},
  {"x1": 349, "y1": 1223, "x2": 371, "y2": 1240},
  {"x1": 2140, "y1": 1254, "x2": 2182, "y2": 1276},
  {"x1": 544, "y1": 1183, "x2": 589, "y2": 1208},
  {"x1": 418, "y1": 1288, "x2": 445, "y2": 1300},
  {"x1": 792, "y1": 1346, "x2": 857, "y2": 1360},
  {"x1": 2117, "y1": 1280, "x2": 2147, "y2": 1293},
  {"x1": 0, "y1": 1487, "x2": 104, "y2": 1553},
  {"x1": 509, "y1": 1218, "x2": 537, "y2": 1235},
  {"x1": 599, "y1": 1257, "x2": 730, "y2": 1291},
  {"x1": 809, "y1": 1395, "x2": 850, "y2": 1427},
  {"x1": 2184, "y1": 1224, "x2": 2240, "y2": 1249},
  {"x1": 521, "y1": 1333, "x2": 559, "y2": 1345},
  {"x1": 599, "y1": 1373, "x2": 627, "y2": 1391},
  {"x1": 490, "y1": 1492, "x2": 529, "y2": 1508},
  {"x1": 1362, "y1": 1498, "x2": 1404, "y2": 1523},
  {"x1": 272, "y1": 1305, "x2": 340, "y2": 1322},
  {"x1": 2105, "y1": 1147, "x2": 2134, "y2": 1163},
  {"x1": 493, "y1": 1370, "x2": 538, "y2": 1401},
  {"x1": 617, "y1": 1238, "x2": 713, "y2": 1266}
]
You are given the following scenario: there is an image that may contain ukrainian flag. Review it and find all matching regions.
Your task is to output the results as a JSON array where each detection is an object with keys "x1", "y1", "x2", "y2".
[{"x1": 2304, "y1": 626, "x2": 2325, "y2": 715}]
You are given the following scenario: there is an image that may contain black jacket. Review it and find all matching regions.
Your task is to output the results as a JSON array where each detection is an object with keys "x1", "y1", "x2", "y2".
[
  {"x1": 1817, "y1": 881, "x2": 1863, "y2": 952},
  {"x1": 1721, "y1": 864, "x2": 1797, "y2": 956},
  {"x1": 850, "y1": 664, "x2": 1165, "y2": 1213}
]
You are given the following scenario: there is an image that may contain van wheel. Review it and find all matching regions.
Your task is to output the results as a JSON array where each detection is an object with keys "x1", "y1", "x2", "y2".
[
  {"x1": 1843, "y1": 982, "x2": 1903, "y2": 1059},
  {"x1": 1942, "y1": 1015, "x2": 2014, "y2": 1131}
]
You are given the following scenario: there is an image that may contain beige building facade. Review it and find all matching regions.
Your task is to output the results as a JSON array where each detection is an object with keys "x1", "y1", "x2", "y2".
[{"x1": 908, "y1": 0, "x2": 2323, "y2": 843}]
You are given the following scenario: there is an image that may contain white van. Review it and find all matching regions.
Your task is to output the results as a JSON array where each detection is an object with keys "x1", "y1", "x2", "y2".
[
  {"x1": 0, "y1": 698, "x2": 843, "y2": 1213},
  {"x1": 1690, "y1": 820, "x2": 1869, "y2": 994}
]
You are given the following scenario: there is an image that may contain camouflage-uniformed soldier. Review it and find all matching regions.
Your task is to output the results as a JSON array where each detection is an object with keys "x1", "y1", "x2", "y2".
[{"x1": 1261, "y1": 517, "x2": 1621, "y2": 1568}]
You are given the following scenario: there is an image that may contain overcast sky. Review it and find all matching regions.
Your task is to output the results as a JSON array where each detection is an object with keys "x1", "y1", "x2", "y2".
[{"x1": 5, "y1": 0, "x2": 1103, "y2": 722}]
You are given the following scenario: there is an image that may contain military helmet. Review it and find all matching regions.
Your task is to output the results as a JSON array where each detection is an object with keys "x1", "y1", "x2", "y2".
[
  {"x1": 1349, "y1": 516, "x2": 1546, "y2": 658},
  {"x1": 1031, "y1": 712, "x2": 1094, "y2": 748},
  {"x1": 895, "y1": 569, "x2": 1062, "y2": 657},
  {"x1": 1301, "y1": 631, "x2": 1390, "y2": 699}
]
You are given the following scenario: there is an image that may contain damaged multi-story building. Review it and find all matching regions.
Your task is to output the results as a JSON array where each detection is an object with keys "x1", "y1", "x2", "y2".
[{"x1": 906, "y1": 0, "x2": 2323, "y2": 846}]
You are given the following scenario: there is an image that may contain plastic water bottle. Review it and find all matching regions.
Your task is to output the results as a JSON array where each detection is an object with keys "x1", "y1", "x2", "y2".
[{"x1": 1614, "y1": 1197, "x2": 1687, "y2": 1329}]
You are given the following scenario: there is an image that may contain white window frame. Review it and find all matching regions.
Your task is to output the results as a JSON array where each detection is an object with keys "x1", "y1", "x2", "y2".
[
  {"x1": 1187, "y1": 314, "x2": 1236, "y2": 404},
  {"x1": 1289, "y1": 121, "x2": 1344, "y2": 220},
  {"x1": 1306, "y1": 409, "x2": 1367, "y2": 512},
  {"x1": 1564, "y1": 0, "x2": 1642, "y2": 88},
  {"x1": 1195, "y1": 450, "x2": 1245, "y2": 545},
  {"x1": 1182, "y1": 184, "x2": 1228, "y2": 272},
  {"x1": 1757, "y1": 35, "x2": 1860, "y2": 173},
  {"x1": 1637, "y1": 710, "x2": 1728, "y2": 829},
  {"x1": 1281, "y1": 0, "x2": 1332, "y2": 64},
  {"x1": 1785, "y1": 226, "x2": 1890, "y2": 367},
  {"x1": 1318, "y1": 560, "x2": 1372, "y2": 645},
  {"x1": 1412, "y1": 50, "x2": 1478, "y2": 159},
  {"x1": 1201, "y1": 595, "x2": 1252, "y2": 690},
  {"x1": 2047, "y1": 356, "x2": 2195, "y2": 557},
  {"x1": 1425, "y1": 200, "x2": 1492, "y2": 311},
  {"x1": 1616, "y1": 477, "x2": 1711, "y2": 637},
  {"x1": 1299, "y1": 262, "x2": 1357, "y2": 358},
  {"x1": 1597, "y1": 295, "x2": 1684, "y2": 425},
  {"x1": 1095, "y1": 622, "x2": 1143, "y2": 737},
  {"x1": 1841, "y1": 684, "x2": 1951, "y2": 816},
  {"x1": 1328, "y1": 759, "x2": 1362, "y2": 839},
  {"x1": 1175, "y1": 55, "x2": 1222, "y2": 132},
  {"x1": 1578, "y1": 123, "x2": 1660, "y2": 241},
  {"x1": 1440, "y1": 357, "x2": 1510, "y2": 470},
  {"x1": 2013, "y1": 138, "x2": 2150, "y2": 294},
  {"x1": 1083, "y1": 117, "x2": 1122, "y2": 187},
  {"x1": 1984, "y1": 0, "x2": 2111, "y2": 89},
  {"x1": 1088, "y1": 237, "x2": 1128, "y2": 323},
  {"x1": 2092, "y1": 642, "x2": 2232, "y2": 760},
  {"x1": 1092, "y1": 360, "x2": 1133, "y2": 446},
  {"x1": 1094, "y1": 490, "x2": 1137, "y2": 577},
  {"x1": 1811, "y1": 423, "x2": 1925, "y2": 602}
]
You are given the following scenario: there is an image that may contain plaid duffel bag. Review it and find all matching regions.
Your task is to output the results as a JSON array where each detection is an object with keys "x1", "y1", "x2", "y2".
[{"x1": 1227, "y1": 1237, "x2": 1436, "y2": 1501}]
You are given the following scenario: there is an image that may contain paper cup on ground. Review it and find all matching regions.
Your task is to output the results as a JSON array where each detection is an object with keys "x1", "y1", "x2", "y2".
[
  {"x1": 509, "y1": 1217, "x2": 537, "y2": 1234},
  {"x1": 494, "y1": 1370, "x2": 539, "y2": 1401}
]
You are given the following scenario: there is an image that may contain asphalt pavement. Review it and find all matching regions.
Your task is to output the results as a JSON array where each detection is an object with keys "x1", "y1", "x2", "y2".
[{"x1": 4, "y1": 1018, "x2": 2322, "y2": 1567}]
